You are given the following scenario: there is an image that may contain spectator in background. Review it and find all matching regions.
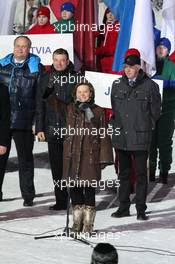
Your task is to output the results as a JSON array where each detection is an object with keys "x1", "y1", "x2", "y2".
[
  {"x1": 91, "y1": 243, "x2": 118, "y2": 264},
  {"x1": 27, "y1": 5, "x2": 38, "y2": 30},
  {"x1": 95, "y1": 8, "x2": 120, "y2": 74},
  {"x1": 26, "y1": 6, "x2": 55, "y2": 34},
  {"x1": 13, "y1": 0, "x2": 38, "y2": 34},
  {"x1": 0, "y1": 83, "x2": 10, "y2": 201},
  {"x1": 0, "y1": 36, "x2": 45, "y2": 206},
  {"x1": 53, "y1": 2, "x2": 75, "y2": 33},
  {"x1": 149, "y1": 38, "x2": 175, "y2": 184},
  {"x1": 52, "y1": 2, "x2": 82, "y2": 72}
]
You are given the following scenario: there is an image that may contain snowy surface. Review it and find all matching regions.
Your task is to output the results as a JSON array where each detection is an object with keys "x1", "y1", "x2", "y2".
[{"x1": 0, "y1": 141, "x2": 175, "y2": 264}]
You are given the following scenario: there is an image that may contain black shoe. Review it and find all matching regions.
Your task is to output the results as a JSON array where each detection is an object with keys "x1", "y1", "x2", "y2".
[
  {"x1": 111, "y1": 209, "x2": 130, "y2": 218},
  {"x1": 137, "y1": 212, "x2": 149, "y2": 221},
  {"x1": 0, "y1": 192, "x2": 3, "y2": 201},
  {"x1": 23, "y1": 200, "x2": 34, "y2": 207},
  {"x1": 157, "y1": 172, "x2": 168, "y2": 184},
  {"x1": 149, "y1": 169, "x2": 156, "y2": 182},
  {"x1": 49, "y1": 204, "x2": 67, "y2": 211}
]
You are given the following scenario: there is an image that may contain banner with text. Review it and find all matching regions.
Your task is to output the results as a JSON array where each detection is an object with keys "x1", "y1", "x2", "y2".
[{"x1": 0, "y1": 34, "x2": 74, "y2": 65}]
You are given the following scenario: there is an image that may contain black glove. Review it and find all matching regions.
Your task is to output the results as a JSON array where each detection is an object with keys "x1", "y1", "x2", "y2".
[
  {"x1": 43, "y1": 73, "x2": 56, "y2": 99},
  {"x1": 47, "y1": 72, "x2": 57, "y2": 89}
]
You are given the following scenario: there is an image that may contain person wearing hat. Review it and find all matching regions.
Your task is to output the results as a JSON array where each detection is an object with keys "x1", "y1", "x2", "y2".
[
  {"x1": 95, "y1": 8, "x2": 120, "y2": 73},
  {"x1": 26, "y1": 6, "x2": 55, "y2": 34},
  {"x1": 149, "y1": 37, "x2": 175, "y2": 184},
  {"x1": 53, "y1": 2, "x2": 75, "y2": 33},
  {"x1": 110, "y1": 48, "x2": 161, "y2": 220},
  {"x1": 91, "y1": 243, "x2": 118, "y2": 264}
]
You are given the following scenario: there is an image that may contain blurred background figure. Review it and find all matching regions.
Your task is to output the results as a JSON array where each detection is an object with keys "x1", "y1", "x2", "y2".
[
  {"x1": 95, "y1": 7, "x2": 120, "y2": 74},
  {"x1": 26, "y1": 6, "x2": 55, "y2": 34},
  {"x1": 53, "y1": 1, "x2": 75, "y2": 33},
  {"x1": 149, "y1": 37, "x2": 175, "y2": 184},
  {"x1": 91, "y1": 243, "x2": 118, "y2": 264},
  {"x1": 13, "y1": 0, "x2": 38, "y2": 34}
]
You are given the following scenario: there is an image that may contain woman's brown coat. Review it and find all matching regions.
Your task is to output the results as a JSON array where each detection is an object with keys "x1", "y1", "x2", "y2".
[{"x1": 47, "y1": 94, "x2": 113, "y2": 183}]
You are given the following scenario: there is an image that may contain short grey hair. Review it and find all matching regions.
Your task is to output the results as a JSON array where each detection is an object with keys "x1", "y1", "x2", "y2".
[{"x1": 14, "y1": 36, "x2": 32, "y2": 48}]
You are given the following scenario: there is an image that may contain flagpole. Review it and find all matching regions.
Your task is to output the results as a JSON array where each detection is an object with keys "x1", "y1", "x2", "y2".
[{"x1": 23, "y1": 0, "x2": 27, "y2": 33}]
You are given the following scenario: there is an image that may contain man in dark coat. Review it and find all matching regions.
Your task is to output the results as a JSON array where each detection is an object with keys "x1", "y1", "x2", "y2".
[
  {"x1": 0, "y1": 83, "x2": 10, "y2": 201},
  {"x1": 0, "y1": 36, "x2": 45, "y2": 205},
  {"x1": 110, "y1": 48, "x2": 161, "y2": 220},
  {"x1": 36, "y1": 48, "x2": 83, "y2": 210}
]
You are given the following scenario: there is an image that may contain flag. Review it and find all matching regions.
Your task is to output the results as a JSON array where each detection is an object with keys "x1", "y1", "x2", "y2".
[
  {"x1": 170, "y1": 50, "x2": 175, "y2": 63},
  {"x1": 0, "y1": 0, "x2": 18, "y2": 34},
  {"x1": 129, "y1": 0, "x2": 156, "y2": 75},
  {"x1": 103, "y1": 0, "x2": 135, "y2": 72},
  {"x1": 74, "y1": 0, "x2": 97, "y2": 70},
  {"x1": 161, "y1": 0, "x2": 175, "y2": 53},
  {"x1": 104, "y1": 0, "x2": 155, "y2": 75},
  {"x1": 50, "y1": 0, "x2": 78, "y2": 20}
]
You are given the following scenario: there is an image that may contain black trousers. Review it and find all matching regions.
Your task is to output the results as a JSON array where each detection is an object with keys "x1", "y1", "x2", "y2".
[
  {"x1": 48, "y1": 141, "x2": 67, "y2": 206},
  {"x1": 0, "y1": 130, "x2": 35, "y2": 201},
  {"x1": 149, "y1": 111, "x2": 174, "y2": 173},
  {"x1": 70, "y1": 186, "x2": 95, "y2": 206},
  {"x1": 118, "y1": 150, "x2": 148, "y2": 213}
]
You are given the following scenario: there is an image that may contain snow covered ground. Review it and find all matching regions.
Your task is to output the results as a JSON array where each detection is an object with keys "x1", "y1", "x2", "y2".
[{"x1": 0, "y1": 141, "x2": 175, "y2": 264}]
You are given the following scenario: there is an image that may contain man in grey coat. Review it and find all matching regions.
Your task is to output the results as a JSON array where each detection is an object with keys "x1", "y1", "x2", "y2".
[{"x1": 110, "y1": 48, "x2": 161, "y2": 220}]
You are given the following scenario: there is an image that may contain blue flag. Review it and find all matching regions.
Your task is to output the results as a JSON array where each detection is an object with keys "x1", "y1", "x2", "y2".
[{"x1": 103, "y1": 0, "x2": 135, "y2": 71}]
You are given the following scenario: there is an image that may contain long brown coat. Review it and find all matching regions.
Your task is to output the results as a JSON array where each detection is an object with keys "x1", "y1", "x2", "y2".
[{"x1": 63, "y1": 103, "x2": 113, "y2": 183}]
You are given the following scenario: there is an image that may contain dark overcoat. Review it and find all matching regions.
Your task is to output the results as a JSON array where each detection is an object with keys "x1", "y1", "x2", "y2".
[{"x1": 111, "y1": 70, "x2": 161, "y2": 151}]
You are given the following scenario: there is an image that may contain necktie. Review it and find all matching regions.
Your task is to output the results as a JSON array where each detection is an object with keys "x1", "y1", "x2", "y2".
[{"x1": 129, "y1": 80, "x2": 135, "y2": 87}]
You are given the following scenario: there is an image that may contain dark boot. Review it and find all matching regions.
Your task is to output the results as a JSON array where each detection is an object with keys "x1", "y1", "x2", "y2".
[
  {"x1": 49, "y1": 203, "x2": 67, "y2": 211},
  {"x1": 137, "y1": 211, "x2": 149, "y2": 220},
  {"x1": 111, "y1": 208, "x2": 130, "y2": 218},
  {"x1": 149, "y1": 169, "x2": 156, "y2": 182},
  {"x1": 158, "y1": 172, "x2": 168, "y2": 184},
  {"x1": 0, "y1": 191, "x2": 2, "y2": 201}
]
